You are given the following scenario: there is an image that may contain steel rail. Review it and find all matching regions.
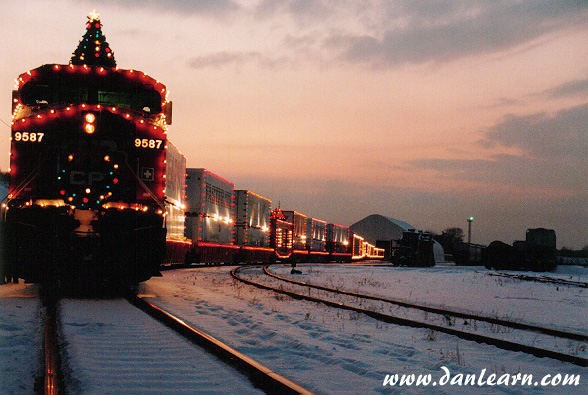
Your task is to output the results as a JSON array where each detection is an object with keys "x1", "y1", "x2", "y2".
[
  {"x1": 263, "y1": 265, "x2": 588, "y2": 342},
  {"x1": 126, "y1": 293, "x2": 316, "y2": 395},
  {"x1": 231, "y1": 266, "x2": 588, "y2": 367},
  {"x1": 486, "y1": 271, "x2": 588, "y2": 288},
  {"x1": 40, "y1": 292, "x2": 63, "y2": 395}
]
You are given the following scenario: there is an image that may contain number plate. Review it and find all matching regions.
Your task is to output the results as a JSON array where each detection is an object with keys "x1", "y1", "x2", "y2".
[
  {"x1": 13, "y1": 131, "x2": 44, "y2": 142},
  {"x1": 135, "y1": 138, "x2": 164, "y2": 150}
]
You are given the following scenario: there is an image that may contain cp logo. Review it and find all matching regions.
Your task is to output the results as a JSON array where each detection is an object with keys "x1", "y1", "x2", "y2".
[{"x1": 69, "y1": 171, "x2": 105, "y2": 185}]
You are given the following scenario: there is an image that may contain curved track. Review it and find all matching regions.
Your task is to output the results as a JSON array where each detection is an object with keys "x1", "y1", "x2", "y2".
[
  {"x1": 231, "y1": 265, "x2": 588, "y2": 367},
  {"x1": 264, "y1": 266, "x2": 588, "y2": 342}
]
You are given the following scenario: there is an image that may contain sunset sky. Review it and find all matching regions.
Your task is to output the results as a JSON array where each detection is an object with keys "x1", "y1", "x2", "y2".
[{"x1": 0, "y1": 0, "x2": 586, "y2": 249}]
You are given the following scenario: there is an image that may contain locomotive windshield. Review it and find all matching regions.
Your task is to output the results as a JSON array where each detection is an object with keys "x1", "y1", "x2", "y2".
[{"x1": 20, "y1": 76, "x2": 162, "y2": 114}]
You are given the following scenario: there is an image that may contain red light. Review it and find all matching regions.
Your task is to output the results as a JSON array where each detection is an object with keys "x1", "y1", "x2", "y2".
[
  {"x1": 83, "y1": 198, "x2": 89, "y2": 203},
  {"x1": 113, "y1": 178, "x2": 119, "y2": 184},
  {"x1": 60, "y1": 190, "x2": 66, "y2": 196}
]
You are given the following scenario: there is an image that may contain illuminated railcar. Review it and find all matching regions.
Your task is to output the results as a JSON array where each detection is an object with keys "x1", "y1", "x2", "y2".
[
  {"x1": 4, "y1": 42, "x2": 172, "y2": 284},
  {"x1": 282, "y1": 210, "x2": 309, "y2": 261},
  {"x1": 327, "y1": 223, "x2": 352, "y2": 262},
  {"x1": 352, "y1": 233, "x2": 366, "y2": 260},
  {"x1": 184, "y1": 168, "x2": 239, "y2": 264},
  {"x1": 350, "y1": 232, "x2": 384, "y2": 261},
  {"x1": 234, "y1": 190, "x2": 273, "y2": 262},
  {"x1": 269, "y1": 208, "x2": 293, "y2": 261},
  {"x1": 163, "y1": 142, "x2": 191, "y2": 265},
  {"x1": 306, "y1": 217, "x2": 329, "y2": 262}
]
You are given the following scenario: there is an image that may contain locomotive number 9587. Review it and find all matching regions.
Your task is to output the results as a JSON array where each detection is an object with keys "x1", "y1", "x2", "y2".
[
  {"x1": 135, "y1": 138, "x2": 163, "y2": 149},
  {"x1": 13, "y1": 131, "x2": 45, "y2": 142}
]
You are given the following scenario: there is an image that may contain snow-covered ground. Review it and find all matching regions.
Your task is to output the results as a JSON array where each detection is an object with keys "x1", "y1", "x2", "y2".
[
  {"x1": 140, "y1": 264, "x2": 587, "y2": 395},
  {"x1": 1, "y1": 264, "x2": 586, "y2": 394},
  {"x1": 59, "y1": 298, "x2": 266, "y2": 395},
  {"x1": 0, "y1": 283, "x2": 42, "y2": 395},
  {"x1": 267, "y1": 263, "x2": 588, "y2": 335}
]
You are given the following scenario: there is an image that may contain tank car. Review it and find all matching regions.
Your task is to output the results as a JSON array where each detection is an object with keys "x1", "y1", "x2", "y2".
[
  {"x1": 482, "y1": 228, "x2": 557, "y2": 271},
  {"x1": 3, "y1": 13, "x2": 172, "y2": 285}
]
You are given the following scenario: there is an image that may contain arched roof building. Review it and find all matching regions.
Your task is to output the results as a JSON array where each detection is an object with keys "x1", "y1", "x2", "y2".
[
  {"x1": 350, "y1": 214, "x2": 413, "y2": 245},
  {"x1": 350, "y1": 214, "x2": 446, "y2": 263}
]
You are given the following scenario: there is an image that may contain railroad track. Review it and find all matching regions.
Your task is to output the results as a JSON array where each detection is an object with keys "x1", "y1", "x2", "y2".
[
  {"x1": 486, "y1": 271, "x2": 588, "y2": 288},
  {"x1": 39, "y1": 290, "x2": 315, "y2": 395},
  {"x1": 126, "y1": 293, "x2": 316, "y2": 395},
  {"x1": 231, "y1": 265, "x2": 588, "y2": 367}
]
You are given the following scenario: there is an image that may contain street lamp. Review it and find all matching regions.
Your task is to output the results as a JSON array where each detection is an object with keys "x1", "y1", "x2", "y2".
[{"x1": 467, "y1": 216, "x2": 474, "y2": 244}]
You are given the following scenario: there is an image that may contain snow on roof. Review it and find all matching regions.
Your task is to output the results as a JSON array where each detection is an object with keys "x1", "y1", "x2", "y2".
[{"x1": 349, "y1": 214, "x2": 415, "y2": 245}]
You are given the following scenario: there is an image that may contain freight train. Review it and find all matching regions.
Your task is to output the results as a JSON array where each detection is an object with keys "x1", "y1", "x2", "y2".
[
  {"x1": 2, "y1": 12, "x2": 382, "y2": 286},
  {"x1": 165, "y1": 166, "x2": 384, "y2": 268},
  {"x1": 482, "y1": 228, "x2": 557, "y2": 272}
]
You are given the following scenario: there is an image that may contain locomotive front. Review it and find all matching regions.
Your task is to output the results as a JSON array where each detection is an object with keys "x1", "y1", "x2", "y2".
[{"x1": 3, "y1": 12, "x2": 172, "y2": 285}]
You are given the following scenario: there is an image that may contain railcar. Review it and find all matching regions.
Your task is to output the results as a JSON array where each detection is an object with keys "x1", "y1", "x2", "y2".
[
  {"x1": 306, "y1": 217, "x2": 329, "y2": 261},
  {"x1": 3, "y1": 13, "x2": 172, "y2": 285},
  {"x1": 269, "y1": 208, "x2": 293, "y2": 261},
  {"x1": 281, "y1": 210, "x2": 310, "y2": 262},
  {"x1": 482, "y1": 228, "x2": 557, "y2": 272},
  {"x1": 234, "y1": 190, "x2": 274, "y2": 263},
  {"x1": 327, "y1": 223, "x2": 352, "y2": 262},
  {"x1": 183, "y1": 168, "x2": 239, "y2": 264}
]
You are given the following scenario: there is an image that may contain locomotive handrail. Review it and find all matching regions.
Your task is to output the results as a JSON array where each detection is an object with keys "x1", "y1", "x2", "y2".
[{"x1": 1, "y1": 162, "x2": 41, "y2": 208}]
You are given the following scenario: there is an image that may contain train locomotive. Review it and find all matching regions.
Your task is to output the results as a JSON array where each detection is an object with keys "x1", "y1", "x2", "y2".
[
  {"x1": 3, "y1": 13, "x2": 171, "y2": 285},
  {"x1": 3, "y1": 12, "x2": 383, "y2": 286}
]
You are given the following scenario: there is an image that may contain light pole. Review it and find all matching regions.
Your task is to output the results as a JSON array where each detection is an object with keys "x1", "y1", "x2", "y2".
[{"x1": 467, "y1": 216, "x2": 474, "y2": 244}]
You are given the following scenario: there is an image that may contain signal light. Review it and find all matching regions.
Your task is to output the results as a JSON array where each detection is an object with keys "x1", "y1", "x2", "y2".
[{"x1": 84, "y1": 112, "x2": 96, "y2": 134}]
